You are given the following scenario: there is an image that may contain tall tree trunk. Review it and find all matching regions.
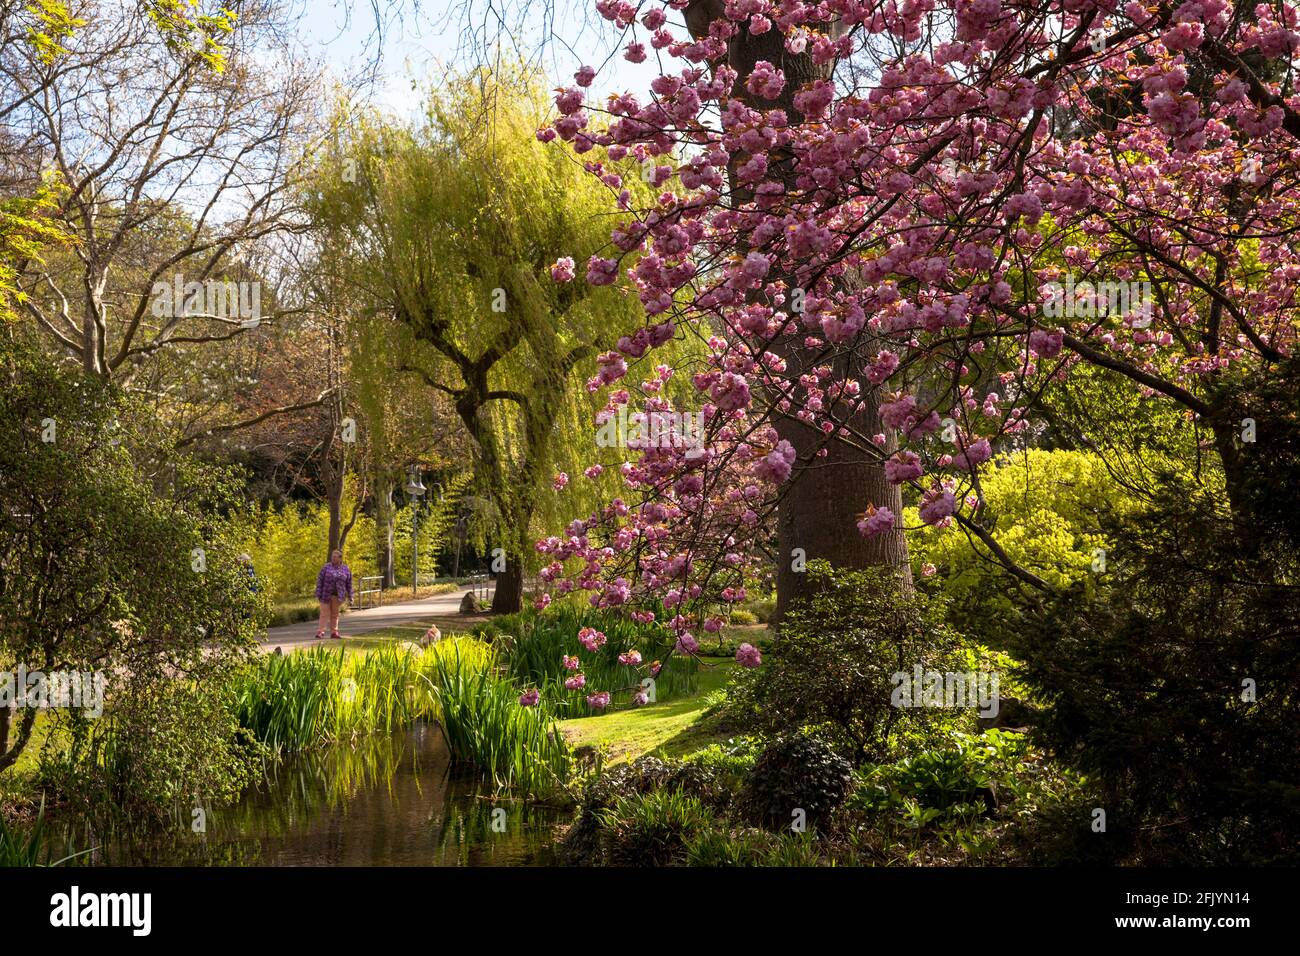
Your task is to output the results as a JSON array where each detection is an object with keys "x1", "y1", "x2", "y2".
[
  {"x1": 686, "y1": 4, "x2": 911, "y2": 622},
  {"x1": 0, "y1": 706, "x2": 36, "y2": 775},
  {"x1": 323, "y1": 449, "x2": 343, "y2": 560},
  {"x1": 491, "y1": 553, "x2": 525, "y2": 614},
  {"x1": 376, "y1": 475, "x2": 395, "y2": 588},
  {"x1": 774, "y1": 399, "x2": 911, "y2": 619}
]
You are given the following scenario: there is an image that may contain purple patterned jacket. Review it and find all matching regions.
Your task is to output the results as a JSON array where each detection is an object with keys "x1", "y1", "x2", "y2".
[{"x1": 315, "y1": 562, "x2": 353, "y2": 602}]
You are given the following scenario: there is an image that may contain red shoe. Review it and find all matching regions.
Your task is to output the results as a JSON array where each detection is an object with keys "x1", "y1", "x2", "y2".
[
  {"x1": 330, "y1": 631, "x2": 342, "y2": 640},
  {"x1": 314, "y1": 630, "x2": 325, "y2": 640}
]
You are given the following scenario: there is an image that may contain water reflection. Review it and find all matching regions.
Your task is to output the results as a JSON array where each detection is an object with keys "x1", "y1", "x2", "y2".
[{"x1": 55, "y1": 723, "x2": 565, "y2": 866}]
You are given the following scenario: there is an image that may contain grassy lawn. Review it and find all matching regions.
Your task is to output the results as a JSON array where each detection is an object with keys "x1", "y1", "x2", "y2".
[{"x1": 559, "y1": 659, "x2": 737, "y2": 763}]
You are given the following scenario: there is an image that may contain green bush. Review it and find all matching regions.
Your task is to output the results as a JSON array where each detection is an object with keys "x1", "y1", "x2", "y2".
[
  {"x1": 40, "y1": 676, "x2": 261, "y2": 827},
  {"x1": 740, "y1": 595, "x2": 777, "y2": 624},
  {"x1": 738, "y1": 732, "x2": 852, "y2": 834},
  {"x1": 681, "y1": 736, "x2": 762, "y2": 792},
  {"x1": 0, "y1": 339, "x2": 266, "y2": 814},
  {"x1": 907, "y1": 450, "x2": 1122, "y2": 645},
  {"x1": 1004, "y1": 487, "x2": 1300, "y2": 864},
  {"x1": 684, "y1": 827, "x2": 828, "y2": 867},
  {"x1": 848, "y1": 730, "x2": 1029, "y2": 817},
  {"x1": 598, "y1": 790, "x2": 711, "y2": 866},
  {"x1": 724, "y1": 562, "x2": 963, "y2": 762},
  {"x1": 560, "y1": 755, "x2": 728, "y2": 863},
  {"x1": 242, "y1": 481, "x2": 458, "y2": 603}
]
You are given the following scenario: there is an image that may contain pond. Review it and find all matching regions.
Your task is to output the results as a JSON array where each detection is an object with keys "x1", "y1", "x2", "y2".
[{"x1": 51, "y1": 723, "x2": 568, "y2": 866}]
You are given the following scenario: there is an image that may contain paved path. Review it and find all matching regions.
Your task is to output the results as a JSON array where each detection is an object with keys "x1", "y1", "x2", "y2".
[{"x1": 261, "y1": 587, "x2": 480, "y2": 650}]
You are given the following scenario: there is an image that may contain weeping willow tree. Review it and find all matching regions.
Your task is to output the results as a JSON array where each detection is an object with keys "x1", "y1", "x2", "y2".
[{"x1": 305, "y1": 68, "x2": 698, "y2": 612}]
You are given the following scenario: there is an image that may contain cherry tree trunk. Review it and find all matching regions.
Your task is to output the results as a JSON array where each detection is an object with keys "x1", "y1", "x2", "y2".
[{"x1": 686, "y1": 4, "x2": 911, "y2": 621}]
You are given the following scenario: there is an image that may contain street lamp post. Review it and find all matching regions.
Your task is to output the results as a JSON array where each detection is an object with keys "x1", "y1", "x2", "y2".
[{"x1": 405, "y1": 468, "x2": 426, "y2": 594}]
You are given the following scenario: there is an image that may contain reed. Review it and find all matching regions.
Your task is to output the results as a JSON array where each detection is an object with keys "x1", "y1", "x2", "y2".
[
  {"x1": 0, "y1": 799, "x2": 94, "y2": 867},
  {"x1": 231, "y1": 639, "x2": 570, "y2": 796},
  {"x1": 423, "y1": 640, "x2": 571, "y2": 796}
]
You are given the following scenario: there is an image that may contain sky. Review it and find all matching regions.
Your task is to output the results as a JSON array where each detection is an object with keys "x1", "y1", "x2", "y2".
[{"x1": 298, "y1": 0, "x2": 666, "y2": 119}]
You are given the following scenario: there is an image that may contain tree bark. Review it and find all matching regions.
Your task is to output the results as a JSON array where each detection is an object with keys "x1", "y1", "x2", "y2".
[
  {"x1": 323, "y1": 440, "x2": 343, "y2": 560},
  {"x1": 0, "y1": 706, "x2": 36, "y2": 775},
  {"x1": 774, "y1": 399, "x2": 911, "y2": 620},
  {"x1": 376, "y1": 476, "x2": 396, "y2": 588},
  {"x1": 491, "y1": 554, "x2": 525, "y2": 614}
]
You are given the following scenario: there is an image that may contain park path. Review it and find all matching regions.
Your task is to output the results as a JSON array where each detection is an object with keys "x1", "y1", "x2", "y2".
[{"x1": 260, "y1": 587, "x2": 479, "y2": 651}]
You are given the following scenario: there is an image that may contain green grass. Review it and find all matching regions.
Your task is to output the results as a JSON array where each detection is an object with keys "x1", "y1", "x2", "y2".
[
  {"x1": 268, "y1": 595, "x2": 323, "y2": 628},
  {"x1": 560, "y1": 662, "x2": 736, "y2": 763}
]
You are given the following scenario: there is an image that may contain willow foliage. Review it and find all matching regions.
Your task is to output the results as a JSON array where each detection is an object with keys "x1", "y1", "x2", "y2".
[{"x1": 305, "y1": 67, "x2": 703, "y2": 567}]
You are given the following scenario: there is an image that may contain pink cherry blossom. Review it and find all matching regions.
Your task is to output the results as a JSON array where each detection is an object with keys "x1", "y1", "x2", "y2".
[
  {"x1": 578, "y1": 627, "x2": 607, "y2": 652},
  {"x1": 550, "y1": 257, "x2": 576, "y2": 283}
]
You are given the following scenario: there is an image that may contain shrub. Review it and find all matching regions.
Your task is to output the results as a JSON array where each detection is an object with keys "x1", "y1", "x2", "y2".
[
  {"x1": 738, "y1": 732, "x2": 852, "y2": 833},
  {"x1": 684, "y1": 827, "x2": 828, "y2": 866},
  {"x1": 848, "y1": 730, "x2": 1029, "y2": 817},
  {"x1": 0, "y1": 339, "x2": 266, "y2": 788},
  {"x1": 40, "y1": 676, "x2": 261, "y2": 827},
  {"x1": 1004, "y1": 488, "x2": 1300, "y2": 864},
  {"x1": 681, "y1": 736, "x2": 762, "y2": 792},
  {"x1": 724, "y1": 562, "x2": 963, "y2": 762},
  {"x1": 740, "y1": 595, "x2": 777, "y2": 624},
  {"x1": 560, "y1": 755, "x2": 727, "y2": 863},
  {"x1": 598, "y1": 790, "x2": 711, "y2": 866},
  {"x1": 906, "y1": 450, "x2": 1123, "y2": 646}
]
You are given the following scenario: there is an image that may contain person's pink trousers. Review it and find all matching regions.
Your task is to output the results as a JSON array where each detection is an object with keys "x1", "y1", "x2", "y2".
[{"x1": 317, "y1": 597, "x2": 341, "y2": 635}]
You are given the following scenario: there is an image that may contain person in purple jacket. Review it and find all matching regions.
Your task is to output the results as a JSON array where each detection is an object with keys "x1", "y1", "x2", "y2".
[{"x1": 314, "y1": 549, "x2": 353, "y2": 640}]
